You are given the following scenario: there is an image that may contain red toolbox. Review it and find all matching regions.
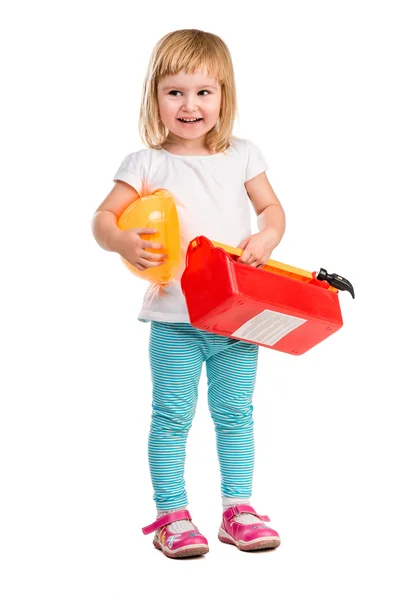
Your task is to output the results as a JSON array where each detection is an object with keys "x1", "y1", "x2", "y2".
[{"x1": 181, "y1": 236, "x2": 348, "y2": 356}]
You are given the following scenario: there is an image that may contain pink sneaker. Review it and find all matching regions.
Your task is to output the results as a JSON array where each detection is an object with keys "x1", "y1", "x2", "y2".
[
  {"x1": 142, "y1": 509, "x2": 209, "y2": 559},
  {"x1": 218, "y1": 504, "x2": 281, "y2": 551}
]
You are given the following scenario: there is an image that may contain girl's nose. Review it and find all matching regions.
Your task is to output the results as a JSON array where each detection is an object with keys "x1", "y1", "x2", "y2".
[{"x1": 182, "y1": 94, "x2": 198, "y2": 111}]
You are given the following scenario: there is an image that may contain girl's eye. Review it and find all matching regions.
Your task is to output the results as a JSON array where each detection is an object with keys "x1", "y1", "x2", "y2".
[{"x1": 168, "y1": 90, "x2": 211, "y2": 96}]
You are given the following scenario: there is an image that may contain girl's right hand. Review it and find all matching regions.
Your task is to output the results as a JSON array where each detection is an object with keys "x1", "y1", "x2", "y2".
[{"x1": 115, "y1": 228, "x2": 167, "y2": 271}]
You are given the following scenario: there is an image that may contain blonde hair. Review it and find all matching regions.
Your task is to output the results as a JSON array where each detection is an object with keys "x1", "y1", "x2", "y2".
[{"x1": 139, "y1": 29, "x2": 238, "y2": 155}]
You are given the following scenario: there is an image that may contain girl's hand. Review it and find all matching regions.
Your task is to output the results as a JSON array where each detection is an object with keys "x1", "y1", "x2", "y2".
[
  {"x1": 238, "y1": 228, "x2": 279, "y2": 268},
  {"x1": 115, "y1": 228, "x2": 167, "y2": 271}
]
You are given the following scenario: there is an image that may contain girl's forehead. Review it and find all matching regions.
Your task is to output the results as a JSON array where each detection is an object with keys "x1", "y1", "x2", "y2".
[{"x1": 158, "y1": 69, "x2": 220, "y2": 88}]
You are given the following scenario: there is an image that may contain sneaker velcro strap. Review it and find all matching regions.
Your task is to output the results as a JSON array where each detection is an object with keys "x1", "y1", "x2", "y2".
[
  {"x1": 223, "y1": 504, "x2": 270, "y2": 522},
  {"x1": 142, "y1": 509, "x2": 192, "y2": 535}
]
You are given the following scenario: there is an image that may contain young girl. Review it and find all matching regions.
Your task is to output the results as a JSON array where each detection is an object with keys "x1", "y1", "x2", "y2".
[{"x1": 92, "y1": 29, "x2": 286, "y2": 559}]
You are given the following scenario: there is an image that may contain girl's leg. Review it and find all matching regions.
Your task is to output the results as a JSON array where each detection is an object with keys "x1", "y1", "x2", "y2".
[
  {"x1": 205, "y1": 338, "x2": 259, "y2": 499},
  {"x1": 148, "y1": 321, "x2": 205, "y2": 511}
]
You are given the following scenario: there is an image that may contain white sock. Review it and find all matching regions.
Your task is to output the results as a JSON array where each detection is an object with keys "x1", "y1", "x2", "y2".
[
  {"x1": 157, "y1": 507, "x2": 196, "y2": 534},
  {"x1": 222, "y1": 497, "x2": 263, "y2": 525}
]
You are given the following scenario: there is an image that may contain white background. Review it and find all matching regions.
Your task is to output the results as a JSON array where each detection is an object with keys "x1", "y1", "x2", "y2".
[{"x1": 1, "y1": 1, "x2": 419, "y2": 598}]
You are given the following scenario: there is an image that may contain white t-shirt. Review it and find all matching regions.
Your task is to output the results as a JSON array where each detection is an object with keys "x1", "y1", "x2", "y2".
[{"x1": 113, "y1": 136, "x2": 269, "y2": 323}]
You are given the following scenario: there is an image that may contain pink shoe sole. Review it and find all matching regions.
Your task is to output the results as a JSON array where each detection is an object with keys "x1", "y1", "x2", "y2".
[
  {"x1": 218, "y1": 527, "x2": 281, "y2": 551},
  {"x1": 153, "y1": 537, "x2": 209, "y2": 558}
]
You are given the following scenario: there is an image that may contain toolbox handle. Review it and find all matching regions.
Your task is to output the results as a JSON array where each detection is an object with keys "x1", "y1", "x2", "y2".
[{"x1": 210, "y1": 240, "x2": 314, "y2": 280}]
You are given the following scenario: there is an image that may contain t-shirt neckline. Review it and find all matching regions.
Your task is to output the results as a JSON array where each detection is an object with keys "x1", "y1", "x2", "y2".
[{"x1": 159, "y1": 148, "x2": 226, "y2": 159}]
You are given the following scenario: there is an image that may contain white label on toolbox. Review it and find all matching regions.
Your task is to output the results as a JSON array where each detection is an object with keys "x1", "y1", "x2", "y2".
[{"x1": 232, "y1": 309, "x2": 307, "y2": 346}]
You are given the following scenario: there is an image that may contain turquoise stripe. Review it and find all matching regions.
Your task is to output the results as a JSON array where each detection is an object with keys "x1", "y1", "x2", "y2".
[{"x1": 148, "y1": 321, "x2": 259, "y2": 510}]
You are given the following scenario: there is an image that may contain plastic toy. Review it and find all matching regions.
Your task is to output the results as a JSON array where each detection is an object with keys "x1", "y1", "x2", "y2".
[
  {"x1": 117, "y1": 189, "x2": 181, "y2": 284},
  {"x1": 181, "y1": 236, "x2": 354, "y2": 356}
]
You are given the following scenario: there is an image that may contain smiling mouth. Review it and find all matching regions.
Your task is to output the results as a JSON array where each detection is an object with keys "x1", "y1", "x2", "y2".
[{"x1": 177, "y1": 118, "x2": 203, "y2": 123}]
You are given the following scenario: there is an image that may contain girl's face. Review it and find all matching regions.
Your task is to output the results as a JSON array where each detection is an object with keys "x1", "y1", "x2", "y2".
[{"x1": 157, "y1": 69, "x2": 222, "y2": 146}]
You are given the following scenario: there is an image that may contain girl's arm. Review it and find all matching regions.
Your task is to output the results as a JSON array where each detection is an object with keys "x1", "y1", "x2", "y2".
[
  {"x1": 239, "y1": 172, "x2": 286, "y2": 268},
  {"x1": 91, "y1": 180, "x2": 140, "y2": 251},
  {"x1": 92, "y1": 181, "x2": 166, "y2": 270}
]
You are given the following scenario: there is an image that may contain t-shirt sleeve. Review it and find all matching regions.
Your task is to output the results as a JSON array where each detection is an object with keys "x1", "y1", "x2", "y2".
[
  {"x1": 245, "y1": 139, "x2": 269, "y2": 182},
  {"x1": 113, "y1": 152, "x2": 143, "y2": 194}
]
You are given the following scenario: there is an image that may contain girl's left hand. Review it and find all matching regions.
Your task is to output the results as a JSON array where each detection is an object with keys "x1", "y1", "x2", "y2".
[{"x1": 238, "y1": 228, "x2": 280, "y2": 268}]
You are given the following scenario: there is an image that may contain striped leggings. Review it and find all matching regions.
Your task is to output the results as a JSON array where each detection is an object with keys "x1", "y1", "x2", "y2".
[{"x1": 148, "y1": 321, "x2": 259, "y2": 511}]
